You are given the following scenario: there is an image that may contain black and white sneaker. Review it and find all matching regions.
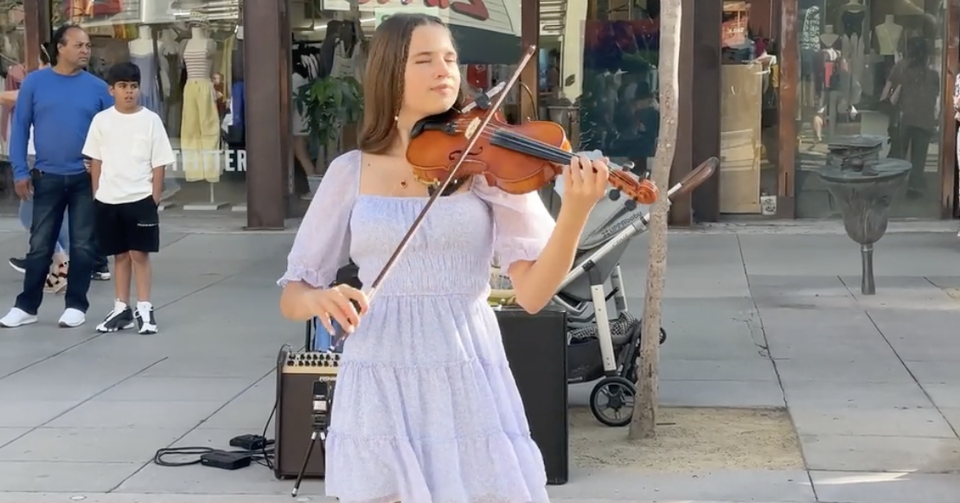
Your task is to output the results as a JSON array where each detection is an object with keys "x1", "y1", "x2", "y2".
[
  {"x1": 8, "y1": 257, "x2": 26, "y2": 274},
  {"x1": 136, "y1": 302, "x2": 157, "y2": 335},
  {"x1": 92, "y1": 262, "x2": 111, "y2": 281},
  {"x1": 96, "y1": 300, "x2": 136, "y2": 333}
]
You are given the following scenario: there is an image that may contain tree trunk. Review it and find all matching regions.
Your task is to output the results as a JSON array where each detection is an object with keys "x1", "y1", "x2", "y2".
[{"x1": 628, "y1": 0, "x2": 681, "y2": 441}]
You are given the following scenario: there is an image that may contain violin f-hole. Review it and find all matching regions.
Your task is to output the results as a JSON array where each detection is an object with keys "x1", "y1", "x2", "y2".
[{"x1": 448, "y1": 147, "x2": 484, "y2": 161}]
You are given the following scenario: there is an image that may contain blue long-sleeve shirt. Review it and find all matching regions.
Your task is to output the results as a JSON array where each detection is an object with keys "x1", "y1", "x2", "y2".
[{"x1": 11, "y1": 68, "x2": 113, "y2": 182}]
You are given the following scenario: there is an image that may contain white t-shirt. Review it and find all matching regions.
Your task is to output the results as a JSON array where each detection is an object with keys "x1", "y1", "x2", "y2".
[
  {"x1": 27, "y1": 126, "x2": 35, "y2": 156},
  {"x1": 82, "y1": 107, "x2": 176, "y2": 205}
]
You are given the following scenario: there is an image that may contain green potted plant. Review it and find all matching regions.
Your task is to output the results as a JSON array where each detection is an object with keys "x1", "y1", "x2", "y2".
[{"x1": 295, "y1": 75, "x2": 364, "y2": 151}]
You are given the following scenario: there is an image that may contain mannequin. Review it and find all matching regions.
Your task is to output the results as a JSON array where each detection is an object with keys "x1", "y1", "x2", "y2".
[
  {"x1": 875, "y1": 15, "x2": 903, "y2": 56},
  {"x1": 129, "y1": 26, "x2": 161, "y2": 115},
  {"x1": 180, "y1": 24, "x2": 222, "y2": 186},
  {"x1": 158, "y1": 28, "x2": 180, "y2": 135},
  {"x1": 840, "y1": 0, "x2": 865, "y2": 37},
  {"x1": 821, "y1": 25, "x2": 839, "y2": 49}
]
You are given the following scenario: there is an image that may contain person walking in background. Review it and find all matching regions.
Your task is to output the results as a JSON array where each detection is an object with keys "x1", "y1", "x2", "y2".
[
  {"x1": 84, "y1": 63, "x2": 172, "y2": 334},
  {"x1": 879, "y1": 37, "x2": 939, "y2": 199},
  {"x1": 0, "y1": 24, "x2": 113, "y2": 329}
]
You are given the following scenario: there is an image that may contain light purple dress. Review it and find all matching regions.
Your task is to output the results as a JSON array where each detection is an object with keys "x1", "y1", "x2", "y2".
[{"x1": 279, "y1": 150, "x2": 555, "y2": 503}]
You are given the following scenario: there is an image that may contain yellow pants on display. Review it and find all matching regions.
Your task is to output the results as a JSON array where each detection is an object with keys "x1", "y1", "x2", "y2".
[{"x1": 180, "y1": 78, "x2": 222, "y2": 183}]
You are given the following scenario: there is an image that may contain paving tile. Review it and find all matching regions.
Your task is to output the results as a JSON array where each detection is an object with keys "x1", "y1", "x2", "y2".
[
  {"x1": 782, "y1": 381, "x2": 933, "y2": 409},
  {"x1": 922, "y1": 383, "x2": 960, "y2": 409},
  {"x1": 0, "y1": 428, "x2": 29, "y2": 447},
  {"x1": 0, "y1": 401, "x2": 81, "y2": 427},
  {"x1": 548, "y1": 468, "x2": 816, "y2": 503},
  {"x1": 0, "y1": 461, "x2": 141, "y2": 492},
  {"x1": 116, "y1": 428, "x2": 295, "y2": 495},
  {"x1": 810, "y1": 470, "x2": 960, "y2": 503},
  {"x1": 0, "y1": 427, "x2": 185, "y2": 463},
  {"x1": 774, "y1": 357, "x2": 916, "y2": 384},
  {"x1": 659, "y1": 358, "x2": 778, "y2": 381},
  {"x1": 800, "y1": 434, "x2": 960, "y2": 472},
  {"x1": 906, "y1": 361, "x2": 960, "y2": 385},
  {"x1": 94, "y1": 377, "x2": 258, "y2": 402},
  {"x1": 44, "y1": 400, "x2": 226, "y2": 429},
  {"x1": 790, "y1": 407, "x2": 955, "y2": 438}
]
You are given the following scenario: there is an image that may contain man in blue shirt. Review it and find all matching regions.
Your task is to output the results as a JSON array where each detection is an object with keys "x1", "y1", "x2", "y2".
[{"x1": 0, "y1": 25, "x2": 113, "y2": 329}]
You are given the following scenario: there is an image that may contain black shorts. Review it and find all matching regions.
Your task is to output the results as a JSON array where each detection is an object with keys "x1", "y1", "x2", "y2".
[{"x1": 95, "y1": 196, "x2": 160, "y2": 256}]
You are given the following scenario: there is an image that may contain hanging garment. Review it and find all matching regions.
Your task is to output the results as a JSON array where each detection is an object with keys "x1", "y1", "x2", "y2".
[
  {"x1": 131, "y1": 53, "x2": 161, "y2": 115},
  {"x1": 180, "y1": 78, "x2": 221, "y2": 183}
]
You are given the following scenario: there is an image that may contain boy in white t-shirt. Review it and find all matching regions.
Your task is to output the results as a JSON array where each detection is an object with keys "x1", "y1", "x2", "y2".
[{"x1": 82, "y1": 62, "x2": 175, "y2": 334}]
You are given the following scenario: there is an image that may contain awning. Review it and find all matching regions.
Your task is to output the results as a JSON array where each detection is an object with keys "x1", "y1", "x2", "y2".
[{"x1": 324, "y1": 0, "x2": 522, "y2": 65}]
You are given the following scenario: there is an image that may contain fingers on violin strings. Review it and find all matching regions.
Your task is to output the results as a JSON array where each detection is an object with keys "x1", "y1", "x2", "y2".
[
  {"x1": 592, "y1": 158, "x2": 610, "y2": 191},
  {"x1": 573, "y1": 155, "x2": 589, "y2": 184}
]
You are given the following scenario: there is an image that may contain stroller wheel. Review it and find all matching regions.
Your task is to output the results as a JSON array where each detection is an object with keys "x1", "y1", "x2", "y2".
[
  {"x1": 589, "y1": 376, "x2": 636, "y2": 427},
  {"x1": 659, "y1": 327, "x2": 667, "y2": 344}
]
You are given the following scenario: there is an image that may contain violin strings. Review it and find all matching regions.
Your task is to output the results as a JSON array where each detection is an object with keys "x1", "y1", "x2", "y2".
[{"x1": 448, "y1": 121, "x2": 575, "y2": 164}]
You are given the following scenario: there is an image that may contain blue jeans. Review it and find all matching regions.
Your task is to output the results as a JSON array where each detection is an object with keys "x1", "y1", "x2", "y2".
[
  {"x1": 15, "y1": 171, "x2": 97, "y2": 314},
  {"x1": 18, "y1": 198, "x2": 69, "y2": 255}
]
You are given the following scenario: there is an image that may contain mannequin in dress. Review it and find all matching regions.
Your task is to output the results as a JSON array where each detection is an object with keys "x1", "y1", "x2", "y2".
[
  {"x1": 159, "y1": 29, "x2": 180, "y2": 135},
  {"x1": 821, "y1": 25, "x2": 839, "y2": 48},
  {"x1": 129, "y1": 26, "x2": 161, "y2": 114},
  {"x1": 874, "y1": 15, "x2": 903, "y2": 56},
  {"x1": 180, "y1": 25, "x2": 222, "y2": 183}
]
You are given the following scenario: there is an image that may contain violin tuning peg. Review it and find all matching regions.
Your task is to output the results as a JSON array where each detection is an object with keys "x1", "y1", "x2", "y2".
[
  {"x1": 622, "y1": 161, "x2": 635, "y2": 172},
  {"x1": 624, "y1": 199, "x2": 638, "y2": 211},
  {"x1": 608, "y1": 189, "x2": 622, "y2": 201}
]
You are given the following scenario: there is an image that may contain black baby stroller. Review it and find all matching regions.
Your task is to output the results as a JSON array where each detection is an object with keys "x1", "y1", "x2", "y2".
[{"x1": 491, "y1": 157, "x2": 718, "y2": 427}]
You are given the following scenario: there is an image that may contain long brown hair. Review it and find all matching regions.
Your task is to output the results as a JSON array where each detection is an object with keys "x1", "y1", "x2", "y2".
[{"x1": 357, "y1": 13, "x2": 465, "y2": 154}]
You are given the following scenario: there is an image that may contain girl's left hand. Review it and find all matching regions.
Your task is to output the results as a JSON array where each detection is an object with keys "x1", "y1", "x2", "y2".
[{"x1": 563, "y1": 154, "x2": 610, "y2": 216}]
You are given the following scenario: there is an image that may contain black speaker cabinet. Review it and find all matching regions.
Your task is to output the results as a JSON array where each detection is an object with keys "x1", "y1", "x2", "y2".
[
  {"x1": 496, "y1": 303, "x2": 569, "y2": 485},
  {"x1": 274, "y1": 350, "x2": 336, "y2": 479}
]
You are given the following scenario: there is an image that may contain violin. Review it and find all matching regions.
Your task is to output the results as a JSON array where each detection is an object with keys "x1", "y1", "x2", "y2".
[
  {"x1": 407, "y1": 105, "x2": 658, "y2": 208},
  {"x1": 365, "y1": 45, "x2": 658, "y2": 302}
]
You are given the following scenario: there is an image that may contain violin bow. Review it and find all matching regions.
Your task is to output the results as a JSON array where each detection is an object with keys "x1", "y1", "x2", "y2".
[{"x1": 365, "y1": 45, "x2": 538, "y2": 303}]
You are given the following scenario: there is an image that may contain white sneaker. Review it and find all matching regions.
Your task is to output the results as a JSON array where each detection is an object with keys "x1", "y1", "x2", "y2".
[
  {"x1": 58, "y1": 308, "x2": 86, "y2": 328},
  {"x1": 0, "y1": 308, "x2": 38, "y2": 328}
]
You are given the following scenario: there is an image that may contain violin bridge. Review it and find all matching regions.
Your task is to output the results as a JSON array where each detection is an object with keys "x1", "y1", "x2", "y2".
[{"x1": 464, "y1": 117, "x2": 481, "y2": 139}]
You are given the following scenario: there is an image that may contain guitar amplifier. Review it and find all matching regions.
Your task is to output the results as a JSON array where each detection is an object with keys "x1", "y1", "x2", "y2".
[
  {"x1": 273, "y1": 349, "x2": 341, "y2": 479},
  {"x1": 496, "y1": 303, "x2": 569, "y2": 485}
]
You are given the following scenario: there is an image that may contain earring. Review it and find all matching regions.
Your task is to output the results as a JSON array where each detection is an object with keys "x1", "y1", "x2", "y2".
[{"x1": 394, "y1": 115, "x2": 399, "y2": 122}]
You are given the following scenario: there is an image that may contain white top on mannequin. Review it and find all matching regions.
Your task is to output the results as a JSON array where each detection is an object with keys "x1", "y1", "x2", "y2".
[
  {"x1": 821, "y1": 25, "x2": 838, "y2": 48},
  {"x1": 182, "y1": 26, "x2": 215, "y2": 80},
  {"x1": 128, "y1": 26, "x2": 152, "y2": 57},
  {"x1": 874, "y1": 15, "x2": 903, "y2": 56}
]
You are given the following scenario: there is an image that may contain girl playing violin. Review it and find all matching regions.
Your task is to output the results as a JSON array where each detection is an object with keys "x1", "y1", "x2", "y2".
[{"x1": 278, "y1": 13, "x2": 610, "y2": 503}]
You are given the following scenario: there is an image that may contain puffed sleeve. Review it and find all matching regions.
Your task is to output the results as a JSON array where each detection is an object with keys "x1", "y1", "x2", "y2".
[
  {"x1": 472, "y1": 175, "x2": 557, "y2": 271},
  {"x1": 277, "y1": 151, "x2": 360, "y2": 288}
]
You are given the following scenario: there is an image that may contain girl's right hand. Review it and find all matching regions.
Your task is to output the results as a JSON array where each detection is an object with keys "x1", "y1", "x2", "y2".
[{"x1": 309, "y1": 284, "x2": 369, "y2": 336}]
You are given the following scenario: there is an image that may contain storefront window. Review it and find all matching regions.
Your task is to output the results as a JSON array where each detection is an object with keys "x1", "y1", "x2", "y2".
[
  {"x1": 720, "y1": 0, "x2": 780, "y2": 216},
  {"x1": 794, "y1": 0, "x2": 944, "y2": 218},
  {"x1": 55, "y1": 0, "x2": 246, "y2": 211},
  {"x1": 0, "y1": 4, "x2": 28, "y2": 212},
  {"x1": 578, "y1": 1, "x2": 660, "y2": 178}
]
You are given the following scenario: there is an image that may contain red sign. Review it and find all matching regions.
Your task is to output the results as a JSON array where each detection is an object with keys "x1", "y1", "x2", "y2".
[{"x1": 357, "y1": 0, "x2": 490, "y2": 22}]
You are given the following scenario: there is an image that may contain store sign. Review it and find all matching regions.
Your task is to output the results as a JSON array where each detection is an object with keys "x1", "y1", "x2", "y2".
[
  {"x1": 323, "y1": 0, "x2": 519, "y2": 35},
  {"x1": 166, "y1": 149, "x2": 248, "y2": 172},
  {"x1": 375, "y1": 6, "x2": 445, "y2": 27}
]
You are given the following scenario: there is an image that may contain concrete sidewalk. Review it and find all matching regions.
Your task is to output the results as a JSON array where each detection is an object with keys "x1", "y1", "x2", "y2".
[{"x1": 1, "y1": 218, "x2": 960, "y2": 503}]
